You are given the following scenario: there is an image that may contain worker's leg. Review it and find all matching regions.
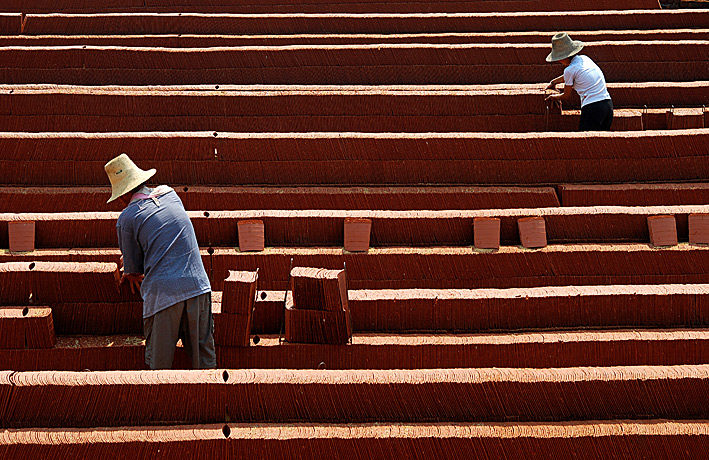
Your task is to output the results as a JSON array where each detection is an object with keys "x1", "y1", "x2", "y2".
[
  {"x1": 579, "y1": 99, "x2": 613, "y2": 131},
  {"x1": 179, "y1": 292, "x2": 217, "y2": 369},
  {"x1": 599, "y1": 99, "x2": 613, "y2": 131},
  {"x1": 143, "y1": 302, "x2": 185, "y2": 370}
]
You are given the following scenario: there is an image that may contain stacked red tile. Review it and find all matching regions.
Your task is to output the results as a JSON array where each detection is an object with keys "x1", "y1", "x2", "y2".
[
  {"x1": 286, "y1": 267, "x2": 351, "y2": 343},
  {"x1": 518, "y1": 216, "x2": 547, "y2": 248},
  {"x1": 214, "y1": 270, "x2": 257, "y2": 346},
  {"x1": 648, "y1": 215, "x2": 679, "y2": 247},
  {"x1": 473, "y1": 217, "x2": 501, "y2": 249},
  {"x1": 0, "y1": 307, "x2": 55, "y2": 348},
  {"x1": 7, "y1": 221, "x2": 34, "y2": 253},
  {"x1": 343, "y1": 217, "x2": 371, "y2": 252},
  {"x1": 237, "y1": 219, "x2": 265, "y2": 252}
]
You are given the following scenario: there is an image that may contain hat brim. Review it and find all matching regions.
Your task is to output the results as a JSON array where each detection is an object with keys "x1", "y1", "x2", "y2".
[
  {"x1": 106, "y1": 168, "x2": 156, "y2": 203},
  {"x1": 546, "y1": 41, "x2": 584, "y2": 62}
]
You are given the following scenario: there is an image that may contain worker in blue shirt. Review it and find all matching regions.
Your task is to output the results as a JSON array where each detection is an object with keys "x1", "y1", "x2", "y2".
[{"x1": 105, "y1": 153, "x2": 216, "y2": 370}]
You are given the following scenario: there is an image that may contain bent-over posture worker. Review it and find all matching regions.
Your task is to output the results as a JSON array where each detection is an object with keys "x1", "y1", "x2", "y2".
[
  {"x1": 105, "y1": 153, "x2": 216, "y2": 370},
  {"x1": 545, "y1": 32, "x2": 613, "y2": 131}
]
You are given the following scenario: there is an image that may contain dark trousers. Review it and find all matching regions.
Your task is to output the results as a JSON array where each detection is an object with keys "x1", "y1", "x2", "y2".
[
  {"x1": 579, "y1": 99, "x2": 613, "y2": 131},
  {"x1": 143, "y1": 292, "x2": 216, "y2": 370}
]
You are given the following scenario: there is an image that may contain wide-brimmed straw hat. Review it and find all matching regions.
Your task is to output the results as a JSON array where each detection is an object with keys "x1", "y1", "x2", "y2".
[
  {"x1": 104, "y1": 153, "x2": 156, "y2": 203},
  {"x1": 546, "y1": 32, "x2": 584, "y2": 62}
]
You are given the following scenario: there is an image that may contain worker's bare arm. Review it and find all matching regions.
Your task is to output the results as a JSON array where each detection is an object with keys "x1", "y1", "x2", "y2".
[
  {"x1": 120, "y1": 272, "x2": 144, "y2": 294},
  {"x1": 545, "y1": 84, "x2": 573, "y2": 103},
  {"x1": 545, "y1": 75, "x2": 565, "y2": 90}
]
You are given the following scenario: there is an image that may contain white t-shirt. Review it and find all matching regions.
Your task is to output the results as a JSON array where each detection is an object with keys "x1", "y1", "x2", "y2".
[{"x1": 563, "y1": 55, "x2": 611, "y2": 107}]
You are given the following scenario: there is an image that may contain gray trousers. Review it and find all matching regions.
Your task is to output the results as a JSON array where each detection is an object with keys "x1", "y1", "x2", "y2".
[{"x1": 143, "y1": 292, "x2": 217, "y2": 370}]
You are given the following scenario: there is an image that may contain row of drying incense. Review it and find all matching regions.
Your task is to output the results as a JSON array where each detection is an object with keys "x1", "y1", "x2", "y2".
[
  {"x1": 4, "y1": 277, "x2": 709, "y2": 336},
  {"x1": 1, "y1": 42, "x2": 707, "y2": 85},
  {"x1": 3, "y1": 29, "x2": 709, "y2": 47},
  {"x1": 0, "y1": 82, "x2": 707, "y2": 115},
  {"x1": 0, "y1": 107, "x2": 704, "y2": 133},
  {"x1": 0, "y1": 265, "x2": 347, "y2": 348},
  {"x1": 1, "y1": 365, "x2": 709, "y2": 427},
  {"x1": 4, "y1": 329, "x2": 709, "y2": 371},
  {"x1": 36, "y1": 282, "x2": 709, "y2": 336},
  {"x1": 0, "y1": 185, "x2": 563, "y2": 213},
  {"x1": 2, "y1": 206, "x2": 709, "y2": 250},
  {"x1": 0, "y1": 0, "x2": 664, "y2": 15},
  {"x1": 5, "y1": 184, "x2": 709, "y2": 213},
  {"x1": 2, "y1": 130, "x2": 709, "y2": 186},
  {"x1": 11, "y1": 9, "x2": 709, "y2": 36},
  {"x1": 3, "y1": 420, "x2": 709, "y2": 459},
  {"x1": 3, "y1": 244, "x2": 709, "y2": 292}
]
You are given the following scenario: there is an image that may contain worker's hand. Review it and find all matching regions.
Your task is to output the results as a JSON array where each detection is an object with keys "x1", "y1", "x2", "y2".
[
  {"x1": 545, "y1": 93, "x2": 562, "y2": 102},
  {"x1": 118, "y1": 255, "x2": 123, "y2": 270},
  {"x1": 545, "y1": 82, "x2": 557, "y2": 91},
  {"x1": 120, "y1": 272, "x2": 144, "y2": 294}
]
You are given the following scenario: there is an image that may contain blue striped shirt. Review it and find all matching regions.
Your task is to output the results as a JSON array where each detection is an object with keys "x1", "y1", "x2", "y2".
[{"x1": 117, "y1": 188, "x2": 211, "y2": 318}]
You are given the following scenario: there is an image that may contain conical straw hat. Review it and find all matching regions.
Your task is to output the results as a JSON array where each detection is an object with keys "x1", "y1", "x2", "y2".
[
  {"x1": 104, "y1": 153, "x2": 156, "y2": 203},
  {"x1": 546, "y1": 32, "x2": 584, "y2": 62}
]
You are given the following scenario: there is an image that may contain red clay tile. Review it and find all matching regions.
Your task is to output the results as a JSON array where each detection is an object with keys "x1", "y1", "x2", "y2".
[
  {"x1": 213, "y1": 312, "x2": 252, "y2": 347},
  {"x1": 222, "y1": 270, "x2": 258, "y2": 315},
  {"x1": 689, "y1": 213, "x2": 709, "y2": 245},
  {"x1": 517, "y1": 217, "x2": 546, "y2": 248},
  {"x1": 284, "y1": 293, "x2": 350, "y2": 345},
  {"x1": 0, "y1": 307, "x2": 55, "y2": 349},
  {"x1": 473, "y1": 217, "x2": 500, "y2": 249},
  {"x1": 666, "y1": 108, "x2": 705, "y2": 130},
  {"x1": 290, "y1": 267, "x2": 348, "y2": 313},
  {"x1": 8, "y1": 221, "x2": 35, "y2": 253},
  {"x1": 344, "y1": 217, "x2": 371, "y2": 252},
  {"x1": 217, "y1": 270, "x2": 258, "y2": 346},
  {"x1": 286, "y1": 267, "x2": 351, "y2": 344},
  {"x1": 648, "y1": 215, "x2": 678, "y2": 247},
  {"x1": 237, "y1": 219, "x2": 264, "y2": 252}
]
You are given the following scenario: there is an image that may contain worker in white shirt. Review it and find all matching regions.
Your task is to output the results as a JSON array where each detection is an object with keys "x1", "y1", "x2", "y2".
[{"x1": 544, "y1": 33, "x2": 613, "y2": 131}]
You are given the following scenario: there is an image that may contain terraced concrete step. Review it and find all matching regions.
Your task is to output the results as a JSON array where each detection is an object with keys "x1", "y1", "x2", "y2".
[
  {"x1": 560, "y1": 183, "x2": 709, "y2": 206},
  {"x1": 17, "y1": 10, "x2": 703, "y2": 35},
  {"x1": 3, "y1": 420, "x2": 707, "y2": 460},
  {"x1": 0, "y1": 186, "x2": 560, "y2": 213},
  {"x1": 1, "y1": 42, "x2": 707, "y2": 85},
  {"x1": 2, "y1": 365, "x2": 708, "y2": 427},
  {"x1": 1, "y1": 130, "x2": 708, "y2": 186},
  {"x1": 3, "y1": 244, "x2": 708, "y2": 291},
  {"x1": 5, "y1": 329, "x2": 709, "y2": 370},
  {"x1": 1, "y1": 206, "x2": 707, "y2": 248},
  {"x1": 4, "y1": 29, "x2": 709, "y2": 47}
]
